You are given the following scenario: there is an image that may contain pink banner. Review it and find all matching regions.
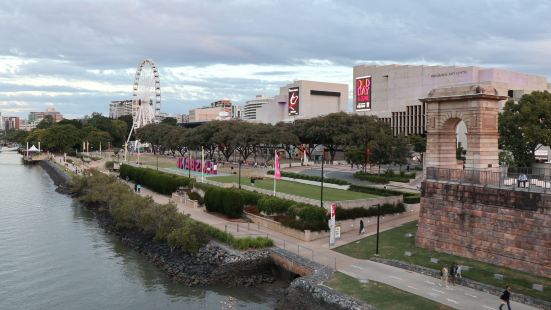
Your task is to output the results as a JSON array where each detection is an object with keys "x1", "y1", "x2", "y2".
[{"x1": 275, "y1": 151, "x2": 281, "y2": 180}]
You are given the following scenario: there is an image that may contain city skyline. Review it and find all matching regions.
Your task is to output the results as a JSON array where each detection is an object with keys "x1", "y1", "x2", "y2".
[{"x1": 1, "y1": 0, "x2": 550, "y2": 119}]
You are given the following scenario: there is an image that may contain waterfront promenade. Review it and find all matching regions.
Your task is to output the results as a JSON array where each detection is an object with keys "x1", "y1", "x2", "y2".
[{"x1": 63, "y1": 156, "x2": 536, "y2": 310}]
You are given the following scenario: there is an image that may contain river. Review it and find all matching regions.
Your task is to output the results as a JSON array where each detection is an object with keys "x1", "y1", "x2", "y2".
[{"x1": 0, "y1": 150, "x2": 282, "y2": 309}]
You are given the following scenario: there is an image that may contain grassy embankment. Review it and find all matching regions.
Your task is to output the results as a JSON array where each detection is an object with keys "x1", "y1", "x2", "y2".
[{"x1": 334, "y1": 221, "x2": 551, "y2": 301}]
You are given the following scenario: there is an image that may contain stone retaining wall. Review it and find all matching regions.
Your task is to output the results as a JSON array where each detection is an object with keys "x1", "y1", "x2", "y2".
[
  {"x1": 370, "y1": 257, "x2": 550, "y2": 310},
  {"x1": 246, "y1": 212, "x2": 329, "y2": 242},
  {"x1": 417, "y1": 181, "x2": 551, "y2": 278},
  {"x1": 40, "y1": 160, "x2": 72, "y2": 193}
]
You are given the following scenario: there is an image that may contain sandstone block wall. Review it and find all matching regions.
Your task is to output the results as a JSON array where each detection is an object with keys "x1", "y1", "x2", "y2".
[{"x1": 416, "y1": 181, "x2": 551, "y2": 277}]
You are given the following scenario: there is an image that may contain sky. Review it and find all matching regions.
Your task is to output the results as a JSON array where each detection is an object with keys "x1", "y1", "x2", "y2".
[{"x1": 0, "y1": 0, "x2": 550, "y2": 119}]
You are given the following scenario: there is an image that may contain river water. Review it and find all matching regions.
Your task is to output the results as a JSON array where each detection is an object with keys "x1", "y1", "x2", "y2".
[{"x1": 0, "y1": 151, "x2": 281, "y2": 310}]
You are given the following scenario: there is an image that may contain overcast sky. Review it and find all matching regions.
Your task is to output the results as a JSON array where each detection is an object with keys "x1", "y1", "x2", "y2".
[{"x1": 1, "y1": 0, "x2": 550, "y2": 119}]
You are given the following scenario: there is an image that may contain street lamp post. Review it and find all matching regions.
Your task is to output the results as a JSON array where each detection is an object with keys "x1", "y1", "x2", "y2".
[
  {"x1": 320, "y1": 148, "x2": 325, "y2": 208},
  {"x1": 375, "y1": 204, "x2": 380, "y2": 255},
  {"x1": 238, "y1": 160, "x2": 242, "y2": 189},
  {"x1": 188, "y1": 149, "x2": 191, "y2": 178}
]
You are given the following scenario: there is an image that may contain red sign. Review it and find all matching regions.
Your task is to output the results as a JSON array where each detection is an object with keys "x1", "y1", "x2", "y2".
[
  {"x1": 355, "y1": 76, "x2": 371, "y2": 111},
  {"x1": 288, "y1": 87, "x2": 300, "y2": 116},
  {"x1": 331, "y1": 203, "x2": 336, "y2": 219}
]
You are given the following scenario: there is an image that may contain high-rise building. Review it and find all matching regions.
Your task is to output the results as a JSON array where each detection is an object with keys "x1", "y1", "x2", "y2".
[
  {"x1": 109, "y1": 100, "x2": 133, "y2": 119},
  {"x1": 352, "y1": 64, "x2": 551, "y2": 136},
  {"x1": 242, "y1": 95, "x2": 272, "y2": 120},
  {"x1": 28, "y1": 107, "x2": 63, "y2": 123},
  {"x1": 5, "y1": 117, "x2": 20, "y2": 130},
  {"x1": 252, "y1": 80, "x2": 348, "y2": 124}
]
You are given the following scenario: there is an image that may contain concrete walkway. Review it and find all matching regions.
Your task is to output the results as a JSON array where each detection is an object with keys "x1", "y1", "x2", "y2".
[{"x1": 125, "y1": 182, "x2": 535, "y2": 310}]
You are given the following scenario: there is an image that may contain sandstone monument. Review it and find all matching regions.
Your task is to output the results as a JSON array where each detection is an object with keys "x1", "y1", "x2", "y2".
[{"x1": 416, "y1": 84, "x2": 551, "y2": 278}]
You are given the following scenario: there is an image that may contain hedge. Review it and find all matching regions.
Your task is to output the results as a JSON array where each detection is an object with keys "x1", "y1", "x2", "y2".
[
  {"x1": 267, "y1": 170, "x2": 350, "y2": 185},
  {"x1": 335, "y1": 203, "x2": 406, "y2": 221},
  {"x1": 403, "y1": 194, "x2": 421, "y2": 204},
  {"x1": 353, "y1": 171, "x2": 416, "y2": 184},
  {"x1": 285, "y1": 204, "x2": 328, "y2": 231},
  {"x1": 257, "y1": 196, "x2": 295, "y2": 215},
  {"x1": 120, "y1": 164, "x2": 194, "y2": 195},
  {"x1": 204, "y1": 187, "x2": 244, "y2": 218},
  {"x1": 348, "y1": 184, "x2": 420, "y2": 203}
]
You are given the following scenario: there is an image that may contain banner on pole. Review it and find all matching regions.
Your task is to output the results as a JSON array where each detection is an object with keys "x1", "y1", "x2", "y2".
[{"x1": 274, "y1": 151, "x2": 281, "y2": 180}]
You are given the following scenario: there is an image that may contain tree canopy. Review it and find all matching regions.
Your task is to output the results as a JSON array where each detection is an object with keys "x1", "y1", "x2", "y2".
[{"x1": 499, "y1": 91, "x2": 551, "y2": 166}]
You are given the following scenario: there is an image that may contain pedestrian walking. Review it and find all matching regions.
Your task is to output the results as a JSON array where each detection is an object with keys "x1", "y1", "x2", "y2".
[
  {"x1": 359, "y1": 219, "x2": 365, "y2": 235},
  {"x1": 456, "y1": 264, "x2": 462, "y2": 279},
  {"x1": 134, "y1": 183, "x2": 138, "y2": 192},
  {"x1": 499, "y1": 286, "x2": 512, "y2": 310},
  {"x1": 449, "y1": 263, "x2": 458, "y2": 285},
  {"x1": 137, "y1": 184, "x2": 141, "y2": 193},
  {"x1": 440, "y1": 266, "x2": 449, "y2": 288}
]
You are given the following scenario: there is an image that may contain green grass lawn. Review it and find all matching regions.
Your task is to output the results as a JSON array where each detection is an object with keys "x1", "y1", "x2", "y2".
[
  {"x1": 334, "y1": 221, "x2": 551, "y2": 302},
  {"x1": 326, "y1": 272, "x2": 453, "y2": 310},
  {"x1": 208, "y1": 175, "x2": 379, "y2": 201}
]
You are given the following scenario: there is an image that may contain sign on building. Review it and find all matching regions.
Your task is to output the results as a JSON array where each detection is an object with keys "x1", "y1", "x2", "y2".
[
  {"x1": 288, "y1": 87, "x2": 300, "y2": 116},
  {"x1": 355, "y1": 76, "x2": 372, "y2": 111}
]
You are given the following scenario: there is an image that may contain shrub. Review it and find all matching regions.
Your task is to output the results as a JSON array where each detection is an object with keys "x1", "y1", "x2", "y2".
[
  {"x1": 167, "y1": 221, "x2": 208, "y2": 254},
  {"x1": 235, "y1": 189, "x2": 263, "y2": 206},
  {"x1": 257, "y1": 196, "x2": 294, "y2": 215},
  {"x1": 222, "y1": 190, "x2": 244, "y2": 218},
  {"x1": 120, "y1": 164, "x2": 194, "y2": 195},
  {"x1": 353, "y1": 171, "x2": 416, "y2": 184},
  {"x1": 267, "y1": 170, "x2": 349, "y2": 185},
  {"x1": 403, "y1": 194, "x2": 421, "y2": 204},
  {"x1": 187, "y1": 191, "x2": 204, "y2": 205},
  {"x1": 335, "y1": 203, "x2": 406, "y2": 221},
  {"x1": 204, "y1": 187, "x2": 244, "y2": 218},
  {"x1": 284, "y1": 204, "x2": 328, "y2": 231},
  {"x1": 105, "y1": 161, "x2": 115, "y2": 169}
]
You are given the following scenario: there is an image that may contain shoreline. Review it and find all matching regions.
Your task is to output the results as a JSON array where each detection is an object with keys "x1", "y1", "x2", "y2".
[{"x1": 39, "y1": 158, "x2": 372, "y2": 310}]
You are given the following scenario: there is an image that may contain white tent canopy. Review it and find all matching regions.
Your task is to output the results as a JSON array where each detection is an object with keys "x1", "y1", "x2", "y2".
[{"x1": 28, "y1": 145, "x2": 39, "y2": 152}]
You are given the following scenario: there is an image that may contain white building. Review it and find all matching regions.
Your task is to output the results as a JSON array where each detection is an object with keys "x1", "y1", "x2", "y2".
[
  {"x1": 242, "y1": 95, "x2": 273, "y2": 120},
  {"x1": 253, "y1": 80, "x2": 348, "y2": 124},
  {"x1": 352, "y1": 64, "x2": 551, "y2": 136},
  {"x1": 109, "y1": 100, "x2": 132, "y2": 119}
]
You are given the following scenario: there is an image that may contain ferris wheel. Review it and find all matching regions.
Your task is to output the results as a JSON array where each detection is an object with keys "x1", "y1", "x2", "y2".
[{"x1": 131, "y1": 59, "x2": 161, "y2": 129}]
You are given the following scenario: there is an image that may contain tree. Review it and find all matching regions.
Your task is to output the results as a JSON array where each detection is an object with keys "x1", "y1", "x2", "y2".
[
  {"x1": 499, "y1": 91, "x2": 551, "y2": 167},
  {"x1": 391, "y1": 135, "x2": 411, "y2": 171},
  {"x1": 40, "y1": 124, "x2": 83, "y2": 152},
  {"x1": 5, "y1": 130, "x2": 29, "y2": 144},
  {"x1": 161, "y1": 117, "x2": 177, "y2": 126},
  {"x1": 344, "y1": 146, "x2": 365, "y2": 168},
  {"x1": 36, "y1": 115, "x2": 55, "y2": 129},
  {"x1": 408, "y1": 134, "x2": 426, "y2": 166},
  {"x1": 85, "y1": 129, "x2": 112, "y2": 151}
]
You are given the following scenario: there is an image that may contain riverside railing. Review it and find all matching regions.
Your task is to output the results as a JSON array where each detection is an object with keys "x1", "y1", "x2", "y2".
[{"x1": 426, "y1": 167, "x2": 551, "y2": 193}]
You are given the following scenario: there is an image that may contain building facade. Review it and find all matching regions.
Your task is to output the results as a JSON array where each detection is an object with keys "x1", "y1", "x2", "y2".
[
  {"x1": 28, "y1": 107, "x2": 63, "y2": 123},
  {"x1": 5, "y1": 116, "x2": 20, "y2": 130},
  {"x1": 109, "y1": 100, "x2": 133, "y2": 119},
  {"x1": 254, "y1": 80, "x2": 348, "y2": 124},
  {"x1": 352, "y1": 64, "x2": 551, "y2": 136},
  {"x1": 242, "y1": 95, "x2": 272, "y2": 120},
  {"x1": 188, "y1": 107, "x2": 227, "y2": 122}
]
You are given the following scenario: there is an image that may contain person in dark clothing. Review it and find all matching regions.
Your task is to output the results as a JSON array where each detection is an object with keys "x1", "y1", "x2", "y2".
[
  {"x1": 359, "y1": 220, "x2": 365, "y2": 235},
  {"x1": 499, "y1": 286, "x2": 512, "y2": 310},
  {"x1": 449, "y1": 263, "x2": 458, "y2": 285}
]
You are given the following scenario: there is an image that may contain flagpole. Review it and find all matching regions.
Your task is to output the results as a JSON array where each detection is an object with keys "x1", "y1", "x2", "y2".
[
  {"x1": 273, "y1": 149, "x2": 277, "y2": 196},
  {"x1": 201, "y1": 146, "x2": 205, "y2": 183}
]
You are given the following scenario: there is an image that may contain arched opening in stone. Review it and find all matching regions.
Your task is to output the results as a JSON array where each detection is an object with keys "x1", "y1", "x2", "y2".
[
  {"x1": 456, "y1": 120, "x2": 467, "y2": 166},
  {"x1": 438, "y1": 117, "x2": 464, "y2": 169}
]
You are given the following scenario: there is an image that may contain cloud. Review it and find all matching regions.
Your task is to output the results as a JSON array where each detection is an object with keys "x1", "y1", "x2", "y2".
[{"x1": 0, "y1": 0, "x2": 549, "y2": 118}]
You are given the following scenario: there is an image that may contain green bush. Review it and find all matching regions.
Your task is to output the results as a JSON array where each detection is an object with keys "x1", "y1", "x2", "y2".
[
  {"x1": 187, "y1": 191, "x2": 204, "y2": 205},
  {"x1": 235, "y1": 189, "x2": 263, "y2": 206},
  {"x1": 284, "y1": 204, "x2": 328, "y2": 231},
  {"x1": 267, "y1": 170, "x2": 349, "y2": 185},
  {"x1": 105, "y1": 161, "x2": 115, "y2": 169},
  {"x1": 204, "y1": 187, "x2": 244, "y2": 218},
  {"x1": 353, "y1": 171, "x2": 416, "y2": 184},
  {"x1": 335, "y1": 203, "x2": 406, "y2": 221},
  {"x1": 120, "y1": 164, "x2": 194, "y2": 195},
  {"x1": 167, "y1": 221, "x2": 208, "y2": 254},
  {"x1": 222, "y1": 191, "x2": 244, "y2": 218},
  {"x1": 403, "y1": 194, "x2": 421, "y2": 204},
  {"x1": 257, "y1": 196, "x2": 294, "y2": 215}
]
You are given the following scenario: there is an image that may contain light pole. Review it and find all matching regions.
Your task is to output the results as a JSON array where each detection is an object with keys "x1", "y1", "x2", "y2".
[
  {"x1": 188, "y1": 149, "x2": 191, "y2": 178},
  {"x1": 320, "y1": 148, "x2": 325, "y2": 208},
  {"x1": 375, "y1": 204, "x2": 380, "y2": 255},
  {"x1": 238, "y1": 160, "x2": 242, "y2": 189}
]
